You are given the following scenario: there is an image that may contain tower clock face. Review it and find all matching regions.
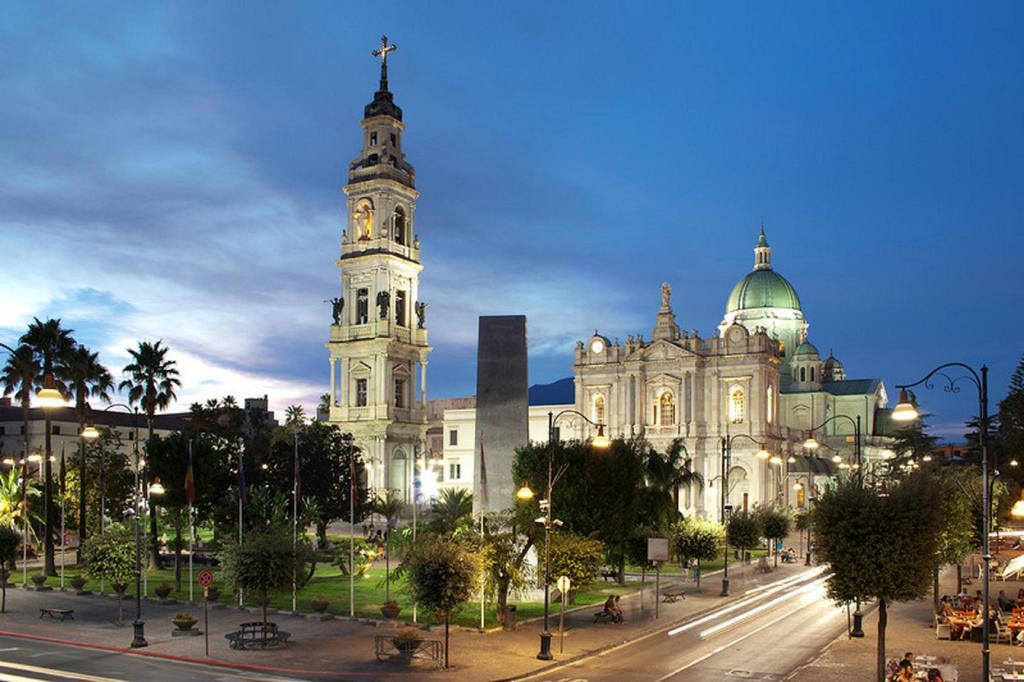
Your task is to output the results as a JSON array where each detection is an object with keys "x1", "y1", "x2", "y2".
[{"x1": 590, "y1": 339, "x2": 605, "y2": 354}]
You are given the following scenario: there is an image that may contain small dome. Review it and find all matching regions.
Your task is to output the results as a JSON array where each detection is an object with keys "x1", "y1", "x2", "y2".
[
  {"x1": 726, "y1": 269, "x2": 802, "y2": 313},
  {"x1": 794, "y1": 341, "x2": 820, "y2": 357},
  {"x1": 824, "y1": 353, "x2": 843, "y2": 370}
]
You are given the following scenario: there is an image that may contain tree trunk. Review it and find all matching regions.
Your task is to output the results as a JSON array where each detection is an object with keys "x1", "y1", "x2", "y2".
[
  {"x1": 877, "y1": 598, "x2": 887, "y2": 682},
  {"x1": 147, "y1": 422, "x2": 160, "y2": 569},
  {"x1": 444, "y1": 613, "x2": 450, "y2": 669},
  {"x1": 774, "y1": 538, "x2": 779, "y2": 567},
  {"x1": 696, "y1": 558, "x2": 701, "y2": 589},
  {"x1": 617, "y1": 549, "x2": 625, "y2": 585},
  {"x1": 262, "y1": 588, "x2": 268, "y2": 645},
  {"x1": 933, "y1": 565, "x2": 940, "y2": 613},
  {"x1": 43, "y1": 412, "x2": 56, "y2": 576},
  {"x1": 174, "y1": 511, "x2": 183, "y2": 593},
  {"x1": 956, "y1": 564, "x2": 962, "y2": 595},
  {"x1": 317, "y1": 521, "x2": 327, "y2": 548},
  {"x1": 117, "y1": 591, "x2": 123, "y2": 626},
  {"x1": 2, "y1": 576, "x2": 6, "y2": 613}
]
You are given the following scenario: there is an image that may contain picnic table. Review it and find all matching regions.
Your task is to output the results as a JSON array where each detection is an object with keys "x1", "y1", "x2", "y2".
[
  {"x1": 662, "y1": 589, "x2": 685, "y2": 603},
  {"x1": 39, "y1": 608, "x2": 73, "y2": 621},
  {"x1": 374, "y1": 635, "x2": 442, "y2": 669},
  {"x1": 225, "y1": 622, "x2": 290, "y2": 650}
]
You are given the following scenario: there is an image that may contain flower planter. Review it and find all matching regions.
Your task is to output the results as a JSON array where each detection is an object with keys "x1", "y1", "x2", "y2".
[
  {"x1": 31, "y1": 575, "x2": 52, "y2": 592},
  {"x1": 172, "y1": 616, "x2": 200, "y2": 637},
  {"x1": 380, "y1": 602, "x2": 400, "y2": 620},
  {"x1": 70, "y1": 576, "x2": 90, "y2": 595},
  {"x1": 155, "y1": 584, "x2": 173, "y2": 599},
  {"x1": 310, "y1": 599, "x2": 329, "y2": 614}
]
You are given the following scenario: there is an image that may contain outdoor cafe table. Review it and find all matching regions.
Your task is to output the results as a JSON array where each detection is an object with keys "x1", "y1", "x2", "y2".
[{"x1": 911, "y1": 656, "x2": 957, "y2": 681}]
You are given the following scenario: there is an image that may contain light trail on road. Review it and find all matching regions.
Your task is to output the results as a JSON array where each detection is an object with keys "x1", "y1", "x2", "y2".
[{"x1": 699, "y1": 576, "x2": 828, "y2": 638}]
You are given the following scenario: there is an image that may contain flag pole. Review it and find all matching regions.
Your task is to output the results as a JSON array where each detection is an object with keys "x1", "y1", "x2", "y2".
[
  {"x1": 292, "y1": 428, "x2": 298, "y2": 614},
  {"x1": 60, "y1": 445, "x2": 65, "y2": 590},
  {"x1": 349, "y1": 454, "x2": 355, "y2": 619},
  {"x1": 412, "y1": 443, "x2": 417, "y2": 624},
  {"x1": 188, "y1": 439, "x2": 194, "y2": 604},
  {"x1": 21, "y1": 447, "x2": 28, "y2": 586},
  {"x1": 238, "y1": 443, "x2": 244, "y2": 608}
]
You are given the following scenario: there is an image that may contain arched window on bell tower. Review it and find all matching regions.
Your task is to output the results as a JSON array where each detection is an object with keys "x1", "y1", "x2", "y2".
[
  {"x1": 393, "y1": 206, "x2": 406, "y2": 245},
  {"x1": 659, "y1": 391, "x2": 675, "y2": 426},
  {"x1": 593, "y1": 395, "x2": 605, "y2": 425}
]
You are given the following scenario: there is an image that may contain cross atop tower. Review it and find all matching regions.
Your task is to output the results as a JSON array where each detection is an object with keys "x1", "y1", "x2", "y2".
[{"x1": 372, "y1": 35, "x2": 397, "y2": 91}]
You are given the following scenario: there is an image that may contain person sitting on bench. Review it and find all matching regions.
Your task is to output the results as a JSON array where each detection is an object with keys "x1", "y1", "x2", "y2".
[{"x1": 601, "y1": 595, "x2": 624, "y2": 623}]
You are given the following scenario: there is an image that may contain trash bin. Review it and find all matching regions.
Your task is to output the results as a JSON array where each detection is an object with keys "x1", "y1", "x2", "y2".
[{"x1": 502, "y1": 605, "x2": 517, "y2": 631}]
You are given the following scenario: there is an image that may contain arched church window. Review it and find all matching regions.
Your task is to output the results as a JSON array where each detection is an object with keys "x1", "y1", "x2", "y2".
[
  {"x1": 766, "y1": 385, "x2": 774, "y2": 423},
  {"x1": 810, "y1": 366, "x2": 815, "y2": 383},
  {"x1": 800, "y1": 366, "x2": 806, "y2": 383},
  {"x1": 729, "y1": 387, "x2": 745, "y2": 424},
  {"x1": 394, "y1": 207, "x2": 406, "y2": 245},
  {"x1": 660, "y1": 392, "x2": 675, "y2": 426},
  {"x1": 593, "y1": 395, "x2": 605, "y2": 425},
  {"x1": 354, "y1": 200, "x2": 374, "y2": 240}
]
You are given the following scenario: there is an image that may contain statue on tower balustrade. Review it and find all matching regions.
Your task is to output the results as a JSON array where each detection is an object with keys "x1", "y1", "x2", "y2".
[
  {"x1": 415, "y1": 301, "x2": 427, "y2": 329},
  {"x1": 329, "y1": 297, "x2": 344, "y2": 325},
  {"x1": 376, "y1": 290, "x2": 390, "y2": 319}
]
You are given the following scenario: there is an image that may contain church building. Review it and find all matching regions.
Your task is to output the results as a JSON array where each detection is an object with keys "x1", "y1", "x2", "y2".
[{"x1": 324, "y1": 38, "x2": 430, "y2": 503}]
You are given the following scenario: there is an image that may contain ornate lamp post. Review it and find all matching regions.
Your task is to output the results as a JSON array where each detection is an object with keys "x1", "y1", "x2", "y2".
[
  {"x1": 517, "y1": 409, "x2": 609, "y2": 661},
  {"x1": 893, "y1": 363, "x2": 989, "y2": 680},
  {"x1": 719, "y1": 434, "x2": 770, "y2": 597}
]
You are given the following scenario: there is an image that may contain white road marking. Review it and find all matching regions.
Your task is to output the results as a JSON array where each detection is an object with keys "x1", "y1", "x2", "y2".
[{"x1": 0, "y1": 660, "x2": 125, "y2": 681}]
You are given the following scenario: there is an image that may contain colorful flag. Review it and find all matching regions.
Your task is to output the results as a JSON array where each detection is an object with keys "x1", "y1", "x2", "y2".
[
  {"x1": 184, "y1": 441, "x2": 195, "y2": 507},
  {"x1": 237, "y1": 454, "x2": 247, "y2": 506},
  {"x1": 293, "y1": 437, "x2": 301, "y2": 501},
  {"x1": 59, "y1": 444, "x2": 66, "y2": 497},
  {"x1": 478, "y1": 437, "x2": 489, "y2": 508}
]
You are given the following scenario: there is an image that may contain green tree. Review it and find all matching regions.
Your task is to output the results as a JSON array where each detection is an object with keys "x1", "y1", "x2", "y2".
[
  {"x1": 478, "y1": 510, "x2": 533, "y2": 618},
  {"x1": 120, "y1": 340, "x2": 181, "y2": 567},
  {"x1": 548, "y1": 532, "x2": 604, "y2": 603},
  {"x1": 371, "y1": 490, "x2": 405, "y2": 602},
  {"x1": 65, "y1": 345, "x2": 113, "y2": 542},
  {"x1": 639, "y1": 439, "x2": 703, "y2": 531},
  {"x1": 759, "y1": 507, "x2": 792, "y2": 567},
  {"x1": 21, "y1": 317, "x2": 76, "y2": 576},
  {"x1": 889, "y1": 419, "x2": 939, "y2": 469},
  {"x1": 1000, "y1": 355, "x2": 1024, "y2": 473},
  {"x1": 0, "y1": 345, "x2": 39, "y2": 461},
  {"x1": 0, "y1": 525, "x2": 20, "y2": 612},
  {"x1": 0, "y1": 469, "x2": 38, "y2": 529},
  {"x1": 220, "y1": 527, "x2": 308, "y2": 637},
  {"x1": 671, "y1": 515, "x2": 723, "y2": 588},
  {"x1": 80, "y1": 525, "x2": 139, "y2": 624},
  {"x1": 403, "y1": 537, "x2": 480, "y2": 669},
  {"x1": 283, "y1": 405, "x2": 305, "y2": 427},
  {"x1": 429, "y1": 488, "x2": 473, "y2": 536},
  {"x1": 813, "y1": 473, "x2": 944, "y2": 681},
  {"x1": 726, "y1": 510, "x2": 762, "y2": 560},
  {"x1": 933, "y1": 474, "x2": 974, "y2": 608}
]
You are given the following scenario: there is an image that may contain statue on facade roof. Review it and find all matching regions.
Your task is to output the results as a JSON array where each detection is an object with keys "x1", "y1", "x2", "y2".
[
  {"x1": 415, "y1": 301, "x2": 427, "y2": 328},
  {"x1": 376, "y1": 290, "x2": 390, "y2": 319},
  {"x1": 328, "y1": 297, "x2": 344, "y2": 325},
  {"x1": 660, "y1": 282, "x2": 672, "y2": 309}
]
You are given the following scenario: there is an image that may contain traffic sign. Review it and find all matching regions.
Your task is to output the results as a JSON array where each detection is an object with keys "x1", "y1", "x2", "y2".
[
  {"x1": 556, "y1": 575, "x2": 571, "y2": 593},
  {"x1": 198, "y1": 569, "x2": 214, "y2": 588}
]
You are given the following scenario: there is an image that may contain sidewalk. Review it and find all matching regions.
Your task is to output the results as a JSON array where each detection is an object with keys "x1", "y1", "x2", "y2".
[
  {"x1": 0, "y1": 560, "x2": 813, "y2": 681},
  {"x1": 792, "y1": 563, "x2": 1016, "y2": 682}
]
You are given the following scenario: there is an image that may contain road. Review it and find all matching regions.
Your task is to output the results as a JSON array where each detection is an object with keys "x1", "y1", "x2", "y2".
[
  {"x1": 0, "y1": 635, "x2": 308, "y2": 682},
  {"x1": 526, "y1": 566, "x2": 850, "y2": 682}
]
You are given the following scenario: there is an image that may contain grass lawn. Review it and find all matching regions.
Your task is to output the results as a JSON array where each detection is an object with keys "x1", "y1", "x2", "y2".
[
  {"x1": 14, "y1": 562, "x2": 642, "y2": 629},
  {"x1": 624, "y1": 547, "x2": 769, "y2": 576}
]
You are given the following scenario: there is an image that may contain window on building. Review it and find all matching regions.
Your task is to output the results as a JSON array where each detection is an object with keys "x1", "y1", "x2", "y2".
[
  {"x1": 390, "y1": 133, "x2": 396, "y2": 147},
  {"x1": 449, "y1": 429, "x2": 458, "y2": 446},
  {"x1": 593, "y1": 395, "x2": 605, "y2": 425},
  {"x1": 394, "y1": 378, "x2": 405, "y2": 408},
  {"x1": 766, "y1": 385, "x2": 775, "y2": 423},
  {"x1": 449, "y1": 462, "x2": 461, "y2": 480},
  {"x1": 356, "y1": 289, "x2": 369, "y2": 324},
  {"x1": 20, "y1": 425, "x2": 25, "y2": 435},
  {"x1": 367, "y1": 153, "x2": 378, "y2": 166},
  {"x1": 810, "y1": 366, "x2": 815, "y2": 382},
  {"x1": 800, "y1": 366, "x2": 806, "y2": 382},
  {"x1": 395, "y1": 290, "x2": 407, "y2": 327},
  {"x1": 52, "y1": 425, "x2": 60, "y2": 435},
  {"x1": 659, "y1": 392, "x2": 675, "y2": 426},
  {"x1": 389, "y1": 156, "x2": 397, "y2": 167},
  {"x1": 355, "y1": 379, "x2": 368, "y2": 407},
  {"x1": 393, "y1": 207, "x2": 406, "y2": 245},
  {"x1": 370, "y1": 132, "x2": 377, "y2": 146},
  {"x1": 729, "y1": 387, "x2": 745, "y2": 424}
]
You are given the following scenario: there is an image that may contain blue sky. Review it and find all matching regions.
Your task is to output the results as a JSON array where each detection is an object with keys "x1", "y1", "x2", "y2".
[{"x1": 1, "y1": 2, "x2": 1021, "y2": 439}]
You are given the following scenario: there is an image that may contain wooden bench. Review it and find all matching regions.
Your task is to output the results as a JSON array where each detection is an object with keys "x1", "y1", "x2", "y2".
[
  {"x1": 600, "y1": 570, "x2": 618, "y2": 582},
  {"x1": 39, "y1": 608, "x2": 74, "y2": 621},
  {"x1": 662, "y1": 590, "x2": 686, "y2": 603}
]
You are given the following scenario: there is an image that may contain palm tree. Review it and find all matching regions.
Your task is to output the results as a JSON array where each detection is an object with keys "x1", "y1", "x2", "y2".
[
  {"x1": 65, "y1": 346, "x2": 113, "y2": 542},
  {"x1": 21, "y1": 317, "x2": 76, "y2": 576},
  {"x1": 119, "y1": 340, "x2": 181, "y2": 567},
  {"x1": 1, "y1": 345, "x2": 39, "y2": 463},
  {"x1": 642, "y1": 438, "x2": 703, "y2": 531},
  {"x1": 284, "y1": 405, "x2": 305, "y2": 427},
  {"x1": 0, "y1": 469, "x2": 39, "y2": 529},
  {"x1": 429, "y1": 488, "x2": 474, "y2": 536},
  {"x1": 371, "y1": 490, "x2": 406, "y2": 601}
]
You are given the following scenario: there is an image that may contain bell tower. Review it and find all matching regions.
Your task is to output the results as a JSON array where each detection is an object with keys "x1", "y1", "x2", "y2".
[{"x1": 325, "y1": 36, "x2": 430, "y2": 503}]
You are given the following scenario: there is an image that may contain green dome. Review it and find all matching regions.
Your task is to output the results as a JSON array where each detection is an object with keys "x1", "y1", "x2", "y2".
[
  {"x1": 794, "y1": 341, "x2": 819, "y2": 356},
  {"x1": 725, "y1": 269, "x2": 802, "y2": 313}
]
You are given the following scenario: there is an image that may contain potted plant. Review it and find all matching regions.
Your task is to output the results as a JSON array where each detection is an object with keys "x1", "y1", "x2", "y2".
[
  {"x1": 155, "y1": 582, "x2": 173, "y2": 600},
  {"x1": 310, "y1": 594, "x2": 329, "y2": 613},
  {"x1": 380, "y1": 599, "x2": 400, "y2": 620},
  {"x1": 171, "y1": 612, "x2": 199, "y2": 635},
  {"x1": 70, "y1": 576, "x2": 88, "y2": 594},
  {"x1": 31, "y1": 574, "x2": 50, "y2": 591},
  {"x1": 391, "y1": 629, "x2": 422, "y2": 658}
]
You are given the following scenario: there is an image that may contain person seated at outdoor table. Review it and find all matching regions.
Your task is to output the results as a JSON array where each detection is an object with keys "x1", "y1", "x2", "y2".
[
  {"x1": 891, "y1": 659, "x2": 914, "y2": 682},
  {"x1": 941, "y1": 601, "x2": 956, "y2": 619},
  {"x1": 926, "y1": 668, "x2": 944, "y2": 682}
]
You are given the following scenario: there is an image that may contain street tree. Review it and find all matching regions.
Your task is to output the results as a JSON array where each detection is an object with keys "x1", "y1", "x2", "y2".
[
  {"x1": 21, "y1": 317, "x2": 76, "y2": 577},
  {"x1": 65, "y1": 345, "x2": 113, "y2": 542},
  {"x1": 120, "y1": 340, "x2": 181, "y2": 567},
  {"x1": 429, "y1": 488, "x2": 473, "y2": 536},
  {"x1": 0, "y1": 525, "x2": 20, "y2": 612},
  {"x1": 726, "y1": 510, "x2": 762, "y2": 562},
  {"x1": 933, "y1": 474, "x2": 974, "y2": 607},
  {"x1": 371, "y1": 490, "x2": 405, "y2": 601},
  {"x1": 813, "y1": 473, "x2": 943, "y2": 682},
  {"x1": 671, "y1": 515, "x2": 723, "y2": 588},
  {"x1": 403, "y1": 536, "x2": 480, "y2": 669},
  {"x1": 478, "y1": 510, "x2": 533, "y2": 619},
  {"x1": 548, "y1": 532, "x2": 604, "y2": 603},
  {"x1": 638, "y1": 439, "x2": 703, "y2": 532},
  {"x1": 0, "y1": 345, "x2": 39, "y2": 460},
  {"x1": 759, "y1": 507, "x2": 792, "y2": 566},
  {"x1": 80, "y1": 525, "x2": 139, "y2": 624},
  {"x1": 220, "y1": 526, "x2": 308, "y2": 637}
]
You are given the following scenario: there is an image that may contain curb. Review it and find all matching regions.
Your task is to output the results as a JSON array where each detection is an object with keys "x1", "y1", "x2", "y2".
[{"x1": 0, "y1": 628, "x2": 378, "y2": 678}]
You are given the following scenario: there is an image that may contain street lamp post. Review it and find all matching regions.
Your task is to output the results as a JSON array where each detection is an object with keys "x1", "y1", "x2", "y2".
[
  {"x1": 719, "y1": 435, "x2": 770, "y2": 597},
  {"x1": 517, "y1": 409, "x2": 609, "y2": 661},
  {"x1": 893, "y1": 363, "x2": 989, "y2": 681}
]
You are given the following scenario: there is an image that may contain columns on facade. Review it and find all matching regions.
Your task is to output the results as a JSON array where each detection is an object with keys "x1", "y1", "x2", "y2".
[
  {"x1": 330, "y1": 357, "x2": 337, "y2": 406},
  {"x1": 419, "y1": 361, "x2": 427, "y2": 406}
]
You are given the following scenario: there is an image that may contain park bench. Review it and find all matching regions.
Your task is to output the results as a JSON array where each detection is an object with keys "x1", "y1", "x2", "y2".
[
  {"x1": 39, "y1": 608, "x2": 74, "y2": 621},
  {"x1": 225, "y1": 622, "x2": 290, "y2": 649},
  {"x1": 662, "y1": 589, "x2": 686, "y2": 603},
  {"x1": 600, "y1": 569, "x2": 618, "y2": 582},
  {"x1": 593, "y1": 610, "x2": 622, "y2": 624}
]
